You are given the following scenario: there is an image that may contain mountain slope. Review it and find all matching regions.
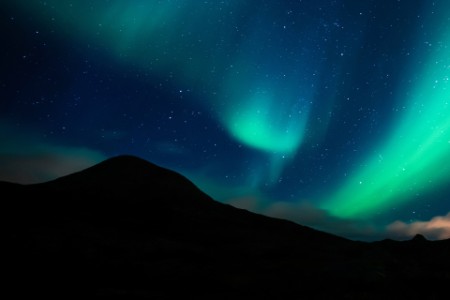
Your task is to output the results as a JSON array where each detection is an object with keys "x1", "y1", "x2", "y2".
[
  {"x1": 4, "y1": 155, "x2": 449, "y2": 298},
  {"x1": 9, "y1": 155, "x2": 346, "y2": 244}
]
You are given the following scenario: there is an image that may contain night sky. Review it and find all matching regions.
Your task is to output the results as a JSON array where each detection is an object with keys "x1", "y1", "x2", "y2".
[{"x1": 2, "y1": 0, "x2": 449, "y2": 241}]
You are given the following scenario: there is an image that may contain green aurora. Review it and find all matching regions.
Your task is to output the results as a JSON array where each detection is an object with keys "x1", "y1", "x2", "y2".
[
  {"x1": 10, "y1": 0, "x2": 313, "y2": 156},
  {"x1": 3, "y1": 0, "x2": 449, "y2": 239},
  {"x1": 323, "y1": 14, "x2": 450, "y2": 218}
]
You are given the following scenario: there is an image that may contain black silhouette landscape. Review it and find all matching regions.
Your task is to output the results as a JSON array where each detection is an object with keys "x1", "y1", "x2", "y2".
[{"x1": 4, "y1": 155, "x2": 449, "y2": 298}]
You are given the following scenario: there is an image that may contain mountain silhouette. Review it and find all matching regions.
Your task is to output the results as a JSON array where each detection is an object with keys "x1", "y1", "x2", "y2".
[{"x1": 4, "y1": 155, "x2": 449, "y2": 298}]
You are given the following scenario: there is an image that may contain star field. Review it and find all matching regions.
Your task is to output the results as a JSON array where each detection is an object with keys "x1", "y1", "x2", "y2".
[{"x1": 1, "y1": 0, "x2": 449, "y2": 240}]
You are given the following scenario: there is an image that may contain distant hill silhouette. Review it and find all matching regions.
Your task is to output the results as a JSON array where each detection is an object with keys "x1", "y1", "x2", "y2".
[{"x1": 4, "y1": 155, "x2": 450, "y2": 298}]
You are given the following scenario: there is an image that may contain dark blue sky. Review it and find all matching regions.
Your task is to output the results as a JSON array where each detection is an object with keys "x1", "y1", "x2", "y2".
[{"x1": 1, "y1": 0, "x2": 449, "y2": 240}]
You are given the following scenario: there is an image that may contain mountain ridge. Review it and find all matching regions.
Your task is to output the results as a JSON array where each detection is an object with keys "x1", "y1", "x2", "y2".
[{"x1": 4, "y1": 154, "x2": 450, "y2": 298}]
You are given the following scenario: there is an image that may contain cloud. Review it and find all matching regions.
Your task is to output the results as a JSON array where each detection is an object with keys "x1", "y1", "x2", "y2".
[
  {"x1": 227, "y1": 197, "x2": 382, "y2": 241},
  {"x1": 0, "y1": 145, "x2": 106, "y2": 184},
  {"x1": 263, "y1": 201, "x2": 381, "y2": 241},
  {"x1": 386, "y1": 213, "x2": 450, "y2": 240},
  {"x1": 228, "y1": 197, "x2": 450, "y2": 241},
  {"x1": 0, "y1": 122, "x2": 106, "y2": 184},
  {"x1": 226, "y1": 196, "x2": 261, "y2": 212}
]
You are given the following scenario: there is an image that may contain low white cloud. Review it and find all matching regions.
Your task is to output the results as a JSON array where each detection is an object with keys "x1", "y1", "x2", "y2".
[
  {"x1": 386, "y1": 213, "x2": 450, "y2": 240},
  {"x1": 227, "y1": 197, "x2": 450, "y2": 242}
]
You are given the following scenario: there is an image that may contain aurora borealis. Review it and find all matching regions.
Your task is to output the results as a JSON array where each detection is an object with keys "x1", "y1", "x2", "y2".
[
  {"x1": 1, "y1": 0, "x2": 449, "y2": 240},
  {"x1": 323, "y1": 12, "x2": 450, "y2": 218}
]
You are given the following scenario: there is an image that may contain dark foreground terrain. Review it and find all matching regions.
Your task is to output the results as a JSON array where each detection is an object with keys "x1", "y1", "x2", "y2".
[{"x1": 4, "y1": 155, "x2": 449, "y2": 298}]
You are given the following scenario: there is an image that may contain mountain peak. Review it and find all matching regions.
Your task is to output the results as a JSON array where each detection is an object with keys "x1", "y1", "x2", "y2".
[
  {"x1": 411, "y1": 234, "x2": 428, "y2": 242},
  {"x1": 5, "y1": 155, "x2": 449, "y2": 297},
  {"x1": 48, "y1": 154, "x2": 177, "y2": 187},
  {"x1": 100, "y1": 154, "x2": 152, "y2": 164},
  {"x1": 84, "y1": 154, "x2": 164, "y2": 175},
  {"x1": 96, "y1": 154, "x2": 158, "y2": 168}
]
